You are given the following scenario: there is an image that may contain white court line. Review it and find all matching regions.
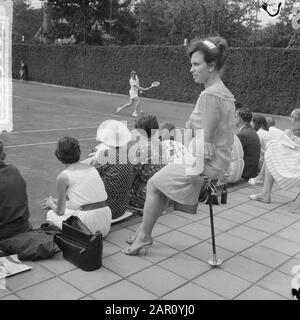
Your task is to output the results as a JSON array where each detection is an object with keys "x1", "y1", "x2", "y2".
[
  {"x1": 8, "y1": 126, "x2": 98, "y2": 134},
  {"x1": 5, "y1": 137, "x2": 95, "y2": 149},
  {"x1": 14, "y1": 95, "x2": 132, "y2": 120}
]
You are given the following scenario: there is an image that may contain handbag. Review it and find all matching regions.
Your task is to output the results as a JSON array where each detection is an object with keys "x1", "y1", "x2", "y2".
[{"x1": 54, "y1": 216, "x2": 103, "y2": 271}]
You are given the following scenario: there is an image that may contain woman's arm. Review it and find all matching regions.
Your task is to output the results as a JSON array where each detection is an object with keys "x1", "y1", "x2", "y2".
[
  {"x1": 43, "y1": 173, "x2": 68, "y2": 215},
  {"x1": 133, "y1": 84, "x2": 152, "y2": 91}
]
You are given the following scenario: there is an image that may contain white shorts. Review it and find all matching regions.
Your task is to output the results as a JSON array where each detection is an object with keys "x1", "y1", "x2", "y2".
[
  {"x1": 47, "y1": 207, "x2": 112, "y2": 237},
  {"x1": 129, "y1": 90, "x2": 138, "y2": 99}
]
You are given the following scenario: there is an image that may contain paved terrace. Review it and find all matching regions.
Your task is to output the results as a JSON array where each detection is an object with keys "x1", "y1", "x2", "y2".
[
  {"x1": 1, "y1": 81, "x2": 298, "y2": 300},
  {"x1": 1, "y1": 182, "x2": 299, "y2": 300}
]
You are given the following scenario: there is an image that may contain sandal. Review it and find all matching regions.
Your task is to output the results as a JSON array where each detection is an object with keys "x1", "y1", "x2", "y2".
[{"x1": 122, "y1": 240, "x2": 153, "y2": 256}]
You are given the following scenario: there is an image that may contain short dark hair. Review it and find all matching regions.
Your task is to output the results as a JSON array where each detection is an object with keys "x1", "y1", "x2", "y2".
[
  {"x1": 252, "y1": 115, "x2": 269, "y2": 131},
  {"x1": 187, "y1": 36, "x2": 228, "y2": 71},
  {"x1": 135, "y1": 114, "x2": 159, "y2": 138},
  {"x1": 236, "y1": 107, "x2": 253, "y2": 124},
  {"x1": 55, "y1": 136, "x2": 81, "y2": 164}
]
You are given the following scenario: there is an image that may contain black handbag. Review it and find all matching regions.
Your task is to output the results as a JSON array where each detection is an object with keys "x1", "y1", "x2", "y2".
[{"x1": 54, "y1": 216, "x2": 103, "y2": 271}]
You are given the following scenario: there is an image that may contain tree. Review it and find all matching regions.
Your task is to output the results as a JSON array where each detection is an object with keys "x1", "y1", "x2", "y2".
[
  {"x1": 136, "y1": 0, "x2": 260, "y2": 46},
  {"x1": 44, "y1": 0, "x2": 136, "y2": 45},
  {"x1": 13, "y1": 0, "x2": 42, "y2": 43}
]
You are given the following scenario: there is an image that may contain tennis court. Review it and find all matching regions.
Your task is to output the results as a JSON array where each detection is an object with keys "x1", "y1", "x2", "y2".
[
  {"x1": 4, "y1": 80, "x2": 196, "y2": 227},
  {"x1": 4, "y1": 80, "x2": 291, "y2": 227}
]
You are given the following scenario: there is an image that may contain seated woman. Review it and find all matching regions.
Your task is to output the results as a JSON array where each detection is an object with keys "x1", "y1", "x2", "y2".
[
  {"x1": 0, "y1": 141, "x2": 32, "y2": 240},
  {"x1": 43, "y1": 137, "x2": 111, "y2": 236},
  {"x1": 128, "y1": 115, "x2": 165, "y2": 211},
  {"x1": 284, "y1": 108, "x2": 300, "y2": 139},
  {"x1": 91, "y1": 120, "x2": 134, "y2": 220},
  {"x1": 123, "y1": 36, "x2": 236, "y2": 255},
  {"x1": 249, "y1": 132, "x2": 300, "y2": 213},
  {"x1": 252, "y1": 114, "x2": 270, "y2": 170},
  {"x1": 249, "y1": 109, "x2": 300, "y2": 186}
]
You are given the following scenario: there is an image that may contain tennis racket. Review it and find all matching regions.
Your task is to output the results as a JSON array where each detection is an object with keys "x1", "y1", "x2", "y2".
[{"x1": 151, "y1": 81, "x2": 160, "y2": 88}]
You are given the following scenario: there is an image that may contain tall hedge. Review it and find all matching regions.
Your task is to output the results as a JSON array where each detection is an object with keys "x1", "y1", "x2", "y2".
[{"x1": 12, "y1": 44, "x2": 300, "y2": 115}]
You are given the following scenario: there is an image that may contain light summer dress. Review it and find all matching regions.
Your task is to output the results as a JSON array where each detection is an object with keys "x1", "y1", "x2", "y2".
[{"x1": 148, "y1": 79, "x2": 236, "y2": 205}]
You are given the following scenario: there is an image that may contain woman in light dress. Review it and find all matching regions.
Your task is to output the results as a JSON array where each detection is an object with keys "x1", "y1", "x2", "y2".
[
  {"x1": 249, "y1": 109, "x2": 300, "y2": 213},
  {"x1": 122, "y1": 36, "x2": 236, "y2": 255}
]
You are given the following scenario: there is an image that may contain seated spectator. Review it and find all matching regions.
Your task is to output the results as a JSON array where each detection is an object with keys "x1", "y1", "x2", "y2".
[
  {"x1": 0, "y1": 141, "x2": 32, "y2": 240},
  {"x1": 249, "y1": 113, "x2": 299, "y2": 186},
  {"x1": 284, "y1": 109, "x2": 300, "y2": 140},
  {"x1": 159, "y1": 122, "x2": 188, "y2": 164},
  {"x1": 128, "y1": 115, "x2": 165, "y2": 210},
  {"x1": 249, "y1": 133, "x2": 300, "y2": 213},
  {"x1": 92, "y1": 120, "x2": 134, "y2": 220},
  {"x1": 252, "y1": 114, "x2": 270, "y2": 170},
  {"x1": 266, "y1": 117, "x2": 285, "y2": 140},
  {"x1": 221, "y1": 134, "x2": 244, "y2": 183},
  {"x1": 236, "y1": 107, "x2": 261, "y2": 180},
  {"x1": 43, "y1": 137, "x2": 111, "y2": 236}
]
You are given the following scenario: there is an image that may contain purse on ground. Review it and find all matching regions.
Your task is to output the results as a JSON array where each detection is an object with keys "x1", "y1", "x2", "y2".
[{"x1": 54, "y1": 216, "x2": 103, "y2": 271}]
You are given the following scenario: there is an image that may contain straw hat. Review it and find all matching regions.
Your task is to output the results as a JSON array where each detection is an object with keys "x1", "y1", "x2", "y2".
[{"x1": 96, "y1": 120, "x2": 132, "y2": 147}]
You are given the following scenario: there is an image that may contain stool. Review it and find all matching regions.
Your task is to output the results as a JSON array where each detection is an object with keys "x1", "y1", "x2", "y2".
[{"x1": 174, "y1": 176, "x2": 223, "y2": 267}]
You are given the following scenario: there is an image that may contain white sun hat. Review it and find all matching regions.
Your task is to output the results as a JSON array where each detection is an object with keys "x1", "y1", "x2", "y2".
[{"x1": 96, "y1": 120, "x2": 132, "y2": 147}]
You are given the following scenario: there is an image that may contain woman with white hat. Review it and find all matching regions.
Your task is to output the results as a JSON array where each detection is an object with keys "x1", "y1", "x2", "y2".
[{"x1": 92, "y1": 120, "x2": 135, "y2": 220}]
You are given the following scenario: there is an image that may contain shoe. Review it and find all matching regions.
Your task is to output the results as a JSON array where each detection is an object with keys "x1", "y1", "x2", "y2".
[
  {"x1": 249, "y1": 194, "x2": 270, "y2": 203},
  {"x1": 132, "y1": 111, "x2": 138, "y2": 117},
  {"x1": 122, "y1": 240, "x2": 153, "y2": 256},
  {"x1": 248, "y1": 178, "x2": 263, "y2": 186}
]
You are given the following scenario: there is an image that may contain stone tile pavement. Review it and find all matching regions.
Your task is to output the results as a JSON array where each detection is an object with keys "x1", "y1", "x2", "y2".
[{"x1": 1, "y1": 182, "x2": 300, "y2": 300}]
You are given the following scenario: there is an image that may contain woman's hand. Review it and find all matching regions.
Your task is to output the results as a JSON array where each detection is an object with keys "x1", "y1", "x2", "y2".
[{"x1": 42, "y1": 196, "x2": 57, "y2": 210}]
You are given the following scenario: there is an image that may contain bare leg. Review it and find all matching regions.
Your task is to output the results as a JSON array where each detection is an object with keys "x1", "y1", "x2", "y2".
[
  {"x1": 132, "y1": 99, "x2": 141, "y2": 117},
  {"x1": 249, "y1": 161, "x2": 265, "y2": 185},
  {"x1": 250, "y1": 165, "x2": 274, "y2": 203},
  {"x1": 123, "y1": 181, "x2": 169, "y2": 253},
  {"x1": 255, "y1": 161, "x2": 266, "y2": 182},
  {"x1": 116, "y1": 98, "x2": 135, "y2": 113}
]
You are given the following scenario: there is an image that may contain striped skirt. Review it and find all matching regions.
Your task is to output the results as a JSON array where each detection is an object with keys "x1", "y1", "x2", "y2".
[{"x1": 265, "y1": 141, "x2": 300, "y2": 190}]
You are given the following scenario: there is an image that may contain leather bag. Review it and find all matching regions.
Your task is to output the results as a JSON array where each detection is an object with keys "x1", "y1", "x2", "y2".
[{"x1": 54, "y1": 216, "x2": 103, "y2": 271}]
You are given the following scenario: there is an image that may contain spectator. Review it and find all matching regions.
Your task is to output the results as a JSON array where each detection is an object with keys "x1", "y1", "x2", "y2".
[
  {"x1": 249, "y1": 112, "x2": 299, "y2": 186},
  {"x1": 44, "y1": 137, "x2": 111, "y2": 236},
  {"x1": 159, "y1": 122, "x2": 188, "y2": 164},
  {"x1": 252, "y1": 114, "x2": 270, "y2": 169},
  {"x1": 236, "y1": 107, "x2": 261, "y2": 180},
  {"x1": 19, "y1": 60, "x2": 27, "y2": 81},
  {"x1": 123, "y1": 36, "x2": 236, "y2": 255},
  {"x1": 92, "y1": 120, "x2": 134, "y2": 220},
  {"x1": 221, "y1": 134, "x2": 244, "y2": 184},
  {"x1": 285, "y1": 109, "x2": 300, "y2": 140},
  {"x1": 0, "y1": 141, "x2": 32, "y2": 240},
  {"x1": 266, "y1": 117, "x2": 285, "y2": 140},
  {"x1": 128, "y1": 115, "x2": 165, "y2": 210},
  {"x1": 249, "y1": 133, "x2": 300, "y2": 213}
]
